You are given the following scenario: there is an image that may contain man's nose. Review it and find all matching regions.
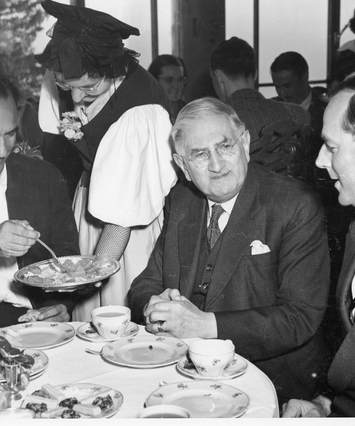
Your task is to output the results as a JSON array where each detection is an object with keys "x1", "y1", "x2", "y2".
[
  {"x1": 208, "y1": 150, "x2": 224, "y2": 172},
  {"x1": 315, "y1": 144, "x2": 329, "y2": 170},
  {"x1": 71, "y1": 87, "x2": 85, "y2": 103}
]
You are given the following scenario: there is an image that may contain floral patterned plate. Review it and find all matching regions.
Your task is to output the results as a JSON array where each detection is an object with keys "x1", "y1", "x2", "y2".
[
  {"x1": 0, "y1": 323, "x2": 75, "y2": 350},
  {"x1": 101, "y1": 336, "x2": 188, "y2": 368},
  {"x1": 176, "y1": 354, "x2": 248, "y2": 380},
  {"x1": 76, "y1": 322, "x2": 139, "y2": 343},
  {"x1": 0, "y1": 348, "x2": 48, "y2": 383},
  {"x1": 145, "y1": 381, "x2": 249, "y2": 418}
]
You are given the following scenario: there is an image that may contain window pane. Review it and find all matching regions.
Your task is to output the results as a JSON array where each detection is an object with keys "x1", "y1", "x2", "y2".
[
  {"x1": 157, "y1": 0, "x2": 173, "y2": 54},
  {"x1": 340, "y1": 0, "x2": 355, "y2": 48},
  {"x1": 225, "y1": 0, "x2": 253, "y2": 46},
  {"x1": 86, "y1": 0, "x2": 152, "y2": 69},
  {"x1": 259, "y1": 0, "x2": 328, "y2": 84}
]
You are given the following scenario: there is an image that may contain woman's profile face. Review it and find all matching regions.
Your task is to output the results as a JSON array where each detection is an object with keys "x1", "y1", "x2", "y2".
[{"x1": 157, "y1": 65, "x2": 185, "y2": 102}]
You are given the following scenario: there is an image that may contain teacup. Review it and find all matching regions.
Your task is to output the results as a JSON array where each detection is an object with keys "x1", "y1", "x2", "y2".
[
  {"x1": 188, "y1": 339, "x2": 235, "y2": 377},
  {"x1": 137, "y1": 404, "x2": 191, "y2": 418},
  {"x1": 91, "y1": 305, "x2": 130, "y2": 339}
]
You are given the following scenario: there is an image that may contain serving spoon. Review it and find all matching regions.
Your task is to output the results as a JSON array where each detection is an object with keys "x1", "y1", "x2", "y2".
[{"x1": 37, "y1": 238, "x2": 67, "y2": 272}]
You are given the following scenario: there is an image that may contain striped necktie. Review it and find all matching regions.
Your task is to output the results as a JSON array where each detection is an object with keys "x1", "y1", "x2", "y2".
[{"x1": 207, "y1": 203, "x2": 224, "y2": 249}]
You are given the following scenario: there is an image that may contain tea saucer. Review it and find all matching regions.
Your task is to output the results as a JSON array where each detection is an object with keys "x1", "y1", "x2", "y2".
[
  {"x1": 76, "y1": 322, "x2": 139, "y2": 342},
  {"x1": 176, "y1": 354, "x2": 248, "y2": 380}
]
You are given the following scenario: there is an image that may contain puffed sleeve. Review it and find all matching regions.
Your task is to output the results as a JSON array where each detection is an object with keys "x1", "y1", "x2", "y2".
[
  {"x1": 38, "y1": 70, "x2": 61, "y2": 134},
  {"x1": 88, "y1": 104, "x2": 177, "y2": 227}
]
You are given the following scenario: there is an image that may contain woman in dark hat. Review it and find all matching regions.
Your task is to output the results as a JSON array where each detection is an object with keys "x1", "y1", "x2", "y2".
[{"x1": 36, "y1": 0, "x2": 177, "y2": 321}]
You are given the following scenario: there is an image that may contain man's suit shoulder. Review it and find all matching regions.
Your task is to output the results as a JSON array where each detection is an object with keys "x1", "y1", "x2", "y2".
[
  {"x1": 253, "y1": 165, "x2": 323, "y2": 211},
  {"x1": 7, "y1": 153, "x2": 65, "y2": 184}
]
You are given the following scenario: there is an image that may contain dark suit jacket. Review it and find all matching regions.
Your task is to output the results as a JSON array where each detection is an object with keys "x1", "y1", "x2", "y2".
[
  {"x1": 128, "y1": 164, "x2": 330, "y2": 403},
  {"x1": 3, "y1": 153, "x2": 79, "y2": 316},
  {"x1": 228, "y1": 88, "x2": 309, "y2": 149},
  {"x1": 324, "y1": 221, "x2": 355, "y2": 416}
]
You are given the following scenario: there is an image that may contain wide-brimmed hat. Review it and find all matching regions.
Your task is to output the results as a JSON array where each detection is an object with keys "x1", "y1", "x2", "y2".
[{"x1": 36, "y1": 0, "x2": 140, "y2": 79}]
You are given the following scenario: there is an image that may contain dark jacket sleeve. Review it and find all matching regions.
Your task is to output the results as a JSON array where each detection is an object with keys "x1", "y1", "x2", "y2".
[{"x1": 128, "y1": 196, "x2": 171, "y2": 324}]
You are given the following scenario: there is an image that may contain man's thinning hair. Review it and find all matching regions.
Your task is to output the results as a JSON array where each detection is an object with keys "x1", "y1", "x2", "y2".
[
  {"x1": 171, "y1": 97, "x2": 245, "y2": 154},
  {"x1": 210, "y1": 36, "x2": 255, "y2": 79},
  {"x1": 270, "y1": 51, "x2": 309, "y2": 79}
]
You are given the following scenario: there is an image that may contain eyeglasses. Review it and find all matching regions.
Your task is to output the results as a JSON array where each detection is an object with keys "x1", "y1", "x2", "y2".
[
  {"x1": 185, "y1": 130, "x2": 246, "y2": 169},
  {"x1": 0, "y1": 126, "x2": 18, "y2": 143},
  {"x1": 55, "y1": 77, "x2": 105, "y2": 94}
]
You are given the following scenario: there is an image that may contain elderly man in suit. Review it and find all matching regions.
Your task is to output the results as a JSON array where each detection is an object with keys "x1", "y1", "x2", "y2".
[
  {"x1": 0, "y1": 76, "x2": 79, "y2": 326},
  {"x1": 128, "y1": 97, "x2": 330, "y2": 403},
  {"x1": 282, "y1": 78, "x2": 355, "y2": 417}
]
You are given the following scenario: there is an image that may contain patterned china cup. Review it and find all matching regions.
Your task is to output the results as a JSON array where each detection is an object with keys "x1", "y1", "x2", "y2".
[
  {"x1": 91, "y1": 305, "x2": 131, "y2": 339},
  {"x1": 188, "y1": 339, "x2": 235, "y2": 377}
]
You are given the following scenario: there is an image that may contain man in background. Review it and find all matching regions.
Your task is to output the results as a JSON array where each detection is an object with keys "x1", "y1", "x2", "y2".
[{"x1": 210, "y1": 37, "x2": 311, "y2": 180}]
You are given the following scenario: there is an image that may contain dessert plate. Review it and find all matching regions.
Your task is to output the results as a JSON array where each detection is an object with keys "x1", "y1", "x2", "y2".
[
  {"x1": 176, "y1": 354, "x2": 248, "y2": 380},
  {"x1": 76, "y1": 322, "x2": 139, "y2": 343},
  {"x1": 0, "y1": 323, "x2": 75, "y2": 350},
  {"x1": 0, "y1": 348, "x2": 48, "y2": 383},
  {"x1": 101, "y1": 335, "x2": 188, "y2": 368},
  {"x1": 145, "y1": 381, "x2": 249, "y2": 418}
]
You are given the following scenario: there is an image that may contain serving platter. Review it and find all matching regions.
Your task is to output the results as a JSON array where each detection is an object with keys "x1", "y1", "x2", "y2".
[
  {"x1": 22, "y1": 382, "x2": 123, "y2": 418},
  {"x1": 14, "y1": 255, "x2": 120, "y2": 291}
]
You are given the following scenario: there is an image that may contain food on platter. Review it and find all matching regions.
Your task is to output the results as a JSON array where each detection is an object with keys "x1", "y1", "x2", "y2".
[
  {"x1": 22, "y1": 384, "x2": 119, "y2": 418},
  {"x1": 15, "y1": 256, "x2": 119, "y2": 289},
  {"x1": 0, "y1": 336, "x2": 34, "y2": 369}
]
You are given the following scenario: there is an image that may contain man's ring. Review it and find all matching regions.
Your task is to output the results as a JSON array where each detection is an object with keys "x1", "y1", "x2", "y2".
[{"x1": 157, "y1": 321, "x2": 165, "y2": 333}]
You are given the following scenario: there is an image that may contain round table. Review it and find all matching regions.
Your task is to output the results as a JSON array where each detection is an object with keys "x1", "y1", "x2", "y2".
[{"x1": 7, "y1": 322, "x2": 279, "y2": 418}]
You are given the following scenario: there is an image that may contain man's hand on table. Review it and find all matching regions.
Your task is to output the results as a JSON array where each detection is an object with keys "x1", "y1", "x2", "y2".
[
  {"x1": 0, "y1": 220, "x2": 39, "y2": 257},
  {"x1": 18, "y1": 304, "x2": 70, "y2": 323},
  {"x1": 144, "y1": 289, "x2": 217, "y2": 338},
  {"x1": 282, "y1": 395, "x2": 332, "y2": 417}
]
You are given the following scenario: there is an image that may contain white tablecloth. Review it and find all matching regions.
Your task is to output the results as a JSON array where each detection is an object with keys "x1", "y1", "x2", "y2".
[{"x1": 9, "y1": 322, "x2": 279, "y2": 419}]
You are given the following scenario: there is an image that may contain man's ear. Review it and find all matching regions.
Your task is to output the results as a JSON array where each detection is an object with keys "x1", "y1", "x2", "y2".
[{"x1": 173, "y1": 153, "x2": 191, "y2": 181}]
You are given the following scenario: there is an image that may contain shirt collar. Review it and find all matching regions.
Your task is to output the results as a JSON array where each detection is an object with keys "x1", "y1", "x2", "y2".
[
  {"x1": 207, "y1": 193, "x2": 238, "y2": 216},
  {"x1": 0, "y1": 164, "x2": 7, "y2": 190}
]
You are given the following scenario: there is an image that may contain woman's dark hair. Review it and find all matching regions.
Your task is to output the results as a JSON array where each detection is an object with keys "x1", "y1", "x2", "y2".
[{"x1": 148, "y1": 54, "x2": 187, "y2": 79}]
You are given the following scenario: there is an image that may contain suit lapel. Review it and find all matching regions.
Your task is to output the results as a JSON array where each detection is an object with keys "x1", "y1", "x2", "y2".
[
  {"x1": 337, "y1": 222, "x2": 355, "y2": 332},
  {"x1": 178, "y1": 188, "x2": 207, "y2": 298},
  {"x1": 206, "y1": 166, "x2": 261, "y2": 307},
  {"x1": 6, "y1": 155, "x2": 24, "y2": 220}
]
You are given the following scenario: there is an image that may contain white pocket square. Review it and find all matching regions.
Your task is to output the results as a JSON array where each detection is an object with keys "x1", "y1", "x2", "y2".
[{"x1": 250, "y1": 240, "x2": 271, "y2": 255}]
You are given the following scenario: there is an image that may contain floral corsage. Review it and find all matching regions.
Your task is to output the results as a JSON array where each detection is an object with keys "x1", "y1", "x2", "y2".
[{"x1": 59, "y1": 111, "x2": 84, "y2": 141}]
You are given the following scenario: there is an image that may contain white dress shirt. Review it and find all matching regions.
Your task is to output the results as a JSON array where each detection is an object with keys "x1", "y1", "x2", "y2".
[
  {"x1": 207, "y1": 195, "x2": 238, "y2": 232},
  {"x1": 0, "y1": 165, "x2": 31, "y2": 308}
]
